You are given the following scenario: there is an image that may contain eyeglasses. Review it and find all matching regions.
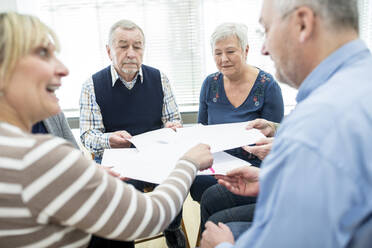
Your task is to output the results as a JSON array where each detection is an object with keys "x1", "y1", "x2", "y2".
[{"x1": 255, "y1": 27, "x2": 266, "y2": 41}]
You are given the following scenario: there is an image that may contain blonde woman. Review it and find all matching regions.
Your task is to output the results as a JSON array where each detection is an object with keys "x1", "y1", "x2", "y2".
[{"x1": 0, "y1": 12, "x2": 213, "y2": 248}]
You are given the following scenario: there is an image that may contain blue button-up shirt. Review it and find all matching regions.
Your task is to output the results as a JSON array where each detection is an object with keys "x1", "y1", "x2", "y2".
[{"x1": 218, "y1": 39, "x2": 372, "y2": 247}]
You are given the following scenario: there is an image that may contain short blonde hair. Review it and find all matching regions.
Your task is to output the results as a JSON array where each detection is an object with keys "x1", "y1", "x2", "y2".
[{"x1": 0, "y1": 12, "x2": 59, "y2": 85}]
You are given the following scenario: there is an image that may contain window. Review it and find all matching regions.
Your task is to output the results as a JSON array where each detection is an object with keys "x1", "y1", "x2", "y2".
[
  {"x1": 359, "y1": 0, "x2": 372, "y2": 50},
  {"x1": 16, "y1": 0, "x2": 371, "y2": 115}
]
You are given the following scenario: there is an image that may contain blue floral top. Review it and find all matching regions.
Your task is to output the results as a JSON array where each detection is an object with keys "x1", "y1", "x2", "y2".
[{"x1": 198, "y1": 69, "x2": 284, "y2": 166}]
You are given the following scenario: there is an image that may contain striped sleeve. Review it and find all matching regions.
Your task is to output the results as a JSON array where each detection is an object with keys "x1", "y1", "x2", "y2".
[{"x1": 22, "y1": 137, "x2": 198, "y2": 241}]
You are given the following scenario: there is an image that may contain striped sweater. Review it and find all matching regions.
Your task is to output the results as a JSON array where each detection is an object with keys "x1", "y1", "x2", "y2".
[{"x1": 0, "y1": 122, "x2": 198, "y2": 247}]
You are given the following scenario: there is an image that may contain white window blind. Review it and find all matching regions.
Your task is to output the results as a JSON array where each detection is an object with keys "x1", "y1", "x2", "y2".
[
  {"x1": 16, "y1": 0, "x2": 372, "y2": 113},
  {"x1": 359, "y1": 0, "x2": 372, "y2": 50}
]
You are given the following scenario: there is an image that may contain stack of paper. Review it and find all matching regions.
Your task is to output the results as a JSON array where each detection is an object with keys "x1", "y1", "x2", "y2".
[{"x1": 102, "y1": 122, "x2": 265, "y2": 184}]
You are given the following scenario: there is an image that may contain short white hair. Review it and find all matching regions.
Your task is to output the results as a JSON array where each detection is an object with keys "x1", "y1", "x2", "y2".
[
  {"x1": 275, "y1": 0, "x2": 359, "y2": 32},
  {"x1": 108, "y1": 19, "x2": 145, "y2": 47},
  {"x1": 210, "y1": 22, "x2": 248, "y2": 53}
]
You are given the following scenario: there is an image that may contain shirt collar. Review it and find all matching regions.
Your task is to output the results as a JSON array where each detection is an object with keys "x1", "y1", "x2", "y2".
[
  {"x1": 296, "y1": 39, "x2": 368, "y2": 103},
  {"x1": 110, "y1": 64, "x2": 144, "y2": 87}
]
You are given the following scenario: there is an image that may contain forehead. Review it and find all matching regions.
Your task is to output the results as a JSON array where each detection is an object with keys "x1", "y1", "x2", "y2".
[
  {"x1": 259, "y1": 0, "x2": 275, "y2": 25},
  {"x1": 214, "y1": 35, "x2": 240, "y2": 50},
  {"x1": 113, "y1": 27, "x2": 144, "y2": 43}
]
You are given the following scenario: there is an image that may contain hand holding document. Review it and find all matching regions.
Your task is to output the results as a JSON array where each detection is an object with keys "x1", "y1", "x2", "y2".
[
  {"x1": 102, "y1": 149, "x2": 250, "y2": 184},
  {"x1": 102, "y1": 122, "x2": 265, "y2": 184}
]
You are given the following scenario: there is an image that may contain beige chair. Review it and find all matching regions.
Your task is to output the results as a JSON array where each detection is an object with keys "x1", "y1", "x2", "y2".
[
  {"x1": 135, "y1": 219, "x2": 190, "y2": 248},
  {"x1": 195, "y1": 223, "x2": 202, "y2": 247}
]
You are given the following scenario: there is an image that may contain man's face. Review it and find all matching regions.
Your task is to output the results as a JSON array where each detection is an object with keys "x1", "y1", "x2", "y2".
[
  {"x1": 259, "y1": 0, "x2": 301, "y2": 88},
  {"x1": 107, "y1": 27, "x2": 144, "y2": 80}
]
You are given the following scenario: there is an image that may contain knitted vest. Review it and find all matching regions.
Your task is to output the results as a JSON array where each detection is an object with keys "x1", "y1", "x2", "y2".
[{"x1": 92, "y1": 64, "x2": 163, "y2": 136}]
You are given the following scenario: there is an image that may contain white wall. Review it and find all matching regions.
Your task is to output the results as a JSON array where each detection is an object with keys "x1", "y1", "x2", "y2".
[{"x1": 0, "y1": 0, "x2": 17, "y2": 11}]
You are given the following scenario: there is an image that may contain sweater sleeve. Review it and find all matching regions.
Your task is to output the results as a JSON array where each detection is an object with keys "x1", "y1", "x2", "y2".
[{"x1": 21, "y1": 137, "x2": 198, "y2": 241}]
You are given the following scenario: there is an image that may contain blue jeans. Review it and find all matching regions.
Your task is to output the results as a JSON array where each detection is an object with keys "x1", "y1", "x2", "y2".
[
  {"x1": 190, "y1": 160, "x2": 261, "y2": 203},
  {"x1": 225, "y1": 222, "x2": 252, "y2": 240},
  {"x1": 200, "y1": 184, "x2": 256, "y2": 233},
  {"x1": 190, "y1": 175, "x2": 218, "y2": 202}
]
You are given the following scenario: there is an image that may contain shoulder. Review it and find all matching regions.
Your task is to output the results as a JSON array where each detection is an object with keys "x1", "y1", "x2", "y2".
[
  {"x1": 202, "y1": 72, "x2": 221, "y2": 86},
  {"x1": 47, "y1": 112, "x2": 65, "y2": 123},
  {"x1": 81, "y1": 77, "x2": 94, "y2": 93},
  {"x1": 206, "y1": 72, "x2": 221, "y2": 81},
  {"x1": 91, "y1": 65, "x2": 112, "y2": 86},
  {"x1": 0, "y1": 123, "x2": 73, "y2": 163},
  {"x1": 257, "y1": 69, "x2": 278, "y2": 86},
  {"x1": 141, "y1": 64, "x2": 161, "y2": 74},
  {"x1": 92, "y1": 65, "x2": 111, "y2": 77},
  {"x1": 255, "y1": 70, "x2": 282, "y2": 97}
]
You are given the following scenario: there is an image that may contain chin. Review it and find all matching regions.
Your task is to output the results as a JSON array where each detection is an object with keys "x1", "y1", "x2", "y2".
[
  {"x1": 45, "y1": 105, "x2": 61, "y2": 118},
  {"x1": 122, "y1": 68, "x2": 139, "y2": 74},
  {"x1": 221, "y1": 69, "x2": 234, "y2": 76}
]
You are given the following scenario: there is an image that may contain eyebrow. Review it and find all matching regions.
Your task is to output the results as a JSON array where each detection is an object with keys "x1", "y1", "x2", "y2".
[
  {"x1": 117, "y1": 40, "x2": 143, "y2": 45},
  {"x1": 214, "y1": 46, "x2": 238, "y2": 51}
]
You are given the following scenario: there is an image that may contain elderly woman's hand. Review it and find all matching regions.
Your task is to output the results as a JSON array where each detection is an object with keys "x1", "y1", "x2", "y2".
[
  {"x1": 243, "y1": 137, "x2": 274, "y2": 160},
  {"x1": 245, "y1": 118, "x2": 278, "y2": 137}
]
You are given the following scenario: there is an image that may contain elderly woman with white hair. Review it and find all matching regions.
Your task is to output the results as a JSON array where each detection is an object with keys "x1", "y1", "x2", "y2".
[
  {"x1": 0, "y1": 12, "x2": 213, "y2": 248},
  {"x1": 190, "y1": 23, "x2": 284, "y2": 204}
]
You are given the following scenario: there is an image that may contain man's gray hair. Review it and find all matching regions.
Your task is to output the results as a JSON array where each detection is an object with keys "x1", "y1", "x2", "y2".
[
  {"x1": 210, "y1": 23, "x2": 249, "y2": 53},
  {"x1": 275, "y1": 0, "x2": 359, "y2": 31},
  {"x1": 108, "y1": 19, "x2": 145, "y2": 47}
]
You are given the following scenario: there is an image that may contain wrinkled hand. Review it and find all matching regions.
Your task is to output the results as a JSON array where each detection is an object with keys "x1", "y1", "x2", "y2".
[
  {"x1": 246, "y1": 118, "x2": 277, "y2": 137},
  {"x1": 243, "y1": 137, "x2": 274, "y2": 160},
  {"x1": 215, "y1": 166, "x2": 260, "y2": 196},
  {"x1": 164, "y1": 121, "x2": 183, "y2": 131},
  {"x1": 109, "y1": 130, "x2": 132, "y2": 148},
  {"x1": 201, "y1": 221, "x2": 234, "y2": 248},
  {"x1": 182, "y1": 143, "x2": 213, "y2": 170}
]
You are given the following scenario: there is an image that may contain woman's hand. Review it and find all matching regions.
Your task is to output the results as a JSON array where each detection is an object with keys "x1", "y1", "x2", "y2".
[{"x1": 182, "y1": 143, "x2": 213, "y2": 170}]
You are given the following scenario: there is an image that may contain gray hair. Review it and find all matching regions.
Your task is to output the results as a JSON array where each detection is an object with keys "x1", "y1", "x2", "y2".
[
  {"x1": 210, "y1": 23, "x2": 248, "y2": 53},
  {"x1": 275, "y1": 0, "x2": 359, "y2": 32},
  {"x1": 108, "y1": 19, "x2": 145, "y2": 47}
]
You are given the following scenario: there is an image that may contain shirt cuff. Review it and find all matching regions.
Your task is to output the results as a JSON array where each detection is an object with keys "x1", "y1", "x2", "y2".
[{"x1": 103, "y1": 133, "x2": 111, "y2": 149}]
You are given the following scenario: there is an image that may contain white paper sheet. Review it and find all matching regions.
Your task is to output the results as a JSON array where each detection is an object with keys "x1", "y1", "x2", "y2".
[
  {"x1": 102, "y1": 122, "x2": 264, "y2": 183},
  {"x1": 198, "y1": 151, "x2": 251, "y2": 176},
  {"x1": 128, "y1": 128, "x2": 177, "y2": 152},
  {"x1": 102, "y1": 148, "x2": 250, "y2": 184},
  {"x1": 175, "y1": 122, "x2": 265, "y2": 153},
  {"x1": 128, "y1": 122, "x2": 265, "y2": 154}
]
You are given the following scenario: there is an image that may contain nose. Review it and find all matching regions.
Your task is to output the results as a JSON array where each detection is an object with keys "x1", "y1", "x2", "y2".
[
  {"x1": 56, "y1": 58, "x2": 69, "y2": 77},
  {"x1": 261, "y1": 42, "x2": 269, "y2": 56},
  {"x1": 126, "y1": 46, "x2": 136, "y2": 58},
  {"x1": 221, "y1": 52, "x2": 229, "y2": 62}
]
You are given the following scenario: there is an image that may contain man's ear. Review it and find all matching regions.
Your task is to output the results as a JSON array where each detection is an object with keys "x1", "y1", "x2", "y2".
[
  {"x1": 295, "y1": 6, "x2": 316, "y2": 43},
  {"x1": 106, "y1": 44, "x2": 113, "y2": 61}
]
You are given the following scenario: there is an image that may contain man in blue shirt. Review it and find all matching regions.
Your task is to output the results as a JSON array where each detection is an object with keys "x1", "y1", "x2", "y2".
[{"x1": 200, "y1": 0, "x2": 372, "y2": 247}]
